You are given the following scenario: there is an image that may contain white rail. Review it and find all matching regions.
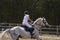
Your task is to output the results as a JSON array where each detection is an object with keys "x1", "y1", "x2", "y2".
[{"x1": 0, "y1": 23, "x2": 60, "y2": 36}]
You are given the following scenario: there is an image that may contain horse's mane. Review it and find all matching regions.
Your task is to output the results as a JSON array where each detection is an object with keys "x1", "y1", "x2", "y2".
[{"x1": 33, "y1": 17, "x2": 42, "y2": 25}]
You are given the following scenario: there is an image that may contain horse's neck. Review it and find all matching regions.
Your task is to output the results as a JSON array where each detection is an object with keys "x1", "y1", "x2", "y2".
[
  {"x1": 32, "y1": 18, "x2": 42, "y2": 31},
  {"x1": 33, "y1": 18, "x2": 42, "y2": 25}
]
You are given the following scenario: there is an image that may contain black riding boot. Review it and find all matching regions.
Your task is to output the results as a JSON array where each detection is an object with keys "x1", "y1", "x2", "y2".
[{"x1": 29, "y1": 28, "x2": 34, "y2": 38}]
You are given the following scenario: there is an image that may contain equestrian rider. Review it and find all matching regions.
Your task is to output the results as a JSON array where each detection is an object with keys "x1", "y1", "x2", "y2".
[{"x1": 22, "y1": 10, "x2": 34, "y2": 38}]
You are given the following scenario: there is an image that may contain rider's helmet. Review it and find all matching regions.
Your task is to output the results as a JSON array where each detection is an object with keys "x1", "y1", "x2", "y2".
[{"x1": 24, "y1": 10, "x2": 29, "y2": 14}]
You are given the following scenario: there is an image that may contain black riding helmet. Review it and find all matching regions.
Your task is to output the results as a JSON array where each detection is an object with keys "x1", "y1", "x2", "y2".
[{"x1": 24, "y1": 10, "x2": 29, "y2": 15}]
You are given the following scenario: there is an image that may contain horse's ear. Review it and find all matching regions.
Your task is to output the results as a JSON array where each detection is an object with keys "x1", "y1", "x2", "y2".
[
  {"x1": 43, "y1": 17, "x2": 45, "y2": 20},
  {"x1": 43, "y1": 17, "x2": 44, "y2": 20}
]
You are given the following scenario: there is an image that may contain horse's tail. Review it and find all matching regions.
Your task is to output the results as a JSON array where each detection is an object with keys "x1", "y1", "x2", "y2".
[{"x1": 0, "y1": 29, "x2": 10, "y2": 40}]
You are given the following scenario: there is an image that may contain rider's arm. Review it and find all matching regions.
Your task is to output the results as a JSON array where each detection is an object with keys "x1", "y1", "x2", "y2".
[{"x1": 28, "y1": 15, "x2": 33, "y2": 22}]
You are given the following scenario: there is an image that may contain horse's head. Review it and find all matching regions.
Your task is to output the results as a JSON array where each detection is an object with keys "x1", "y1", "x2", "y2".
[
  {"x1": 42, "y1": 17, "x2": 49, "y2": 27},
  {"x1": 32, "y1": 17, "x2": 49, "y2": 30}
]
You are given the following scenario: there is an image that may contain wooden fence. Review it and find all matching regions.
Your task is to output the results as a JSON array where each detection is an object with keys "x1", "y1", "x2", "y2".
[
  {"x1": 0, "y1": 23, "x2": 60, "y2": 36},
  {"x1": 40, "y1": 25, "x2": 60, "y2": 36},
  {"x1": 0, "y1": 23, "x2": 21, "y2": 32}
]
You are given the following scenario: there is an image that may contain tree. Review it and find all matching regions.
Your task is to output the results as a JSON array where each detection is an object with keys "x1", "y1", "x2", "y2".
[{"x1": 0, "y1": 0, "x2": 60, "y2": 25}]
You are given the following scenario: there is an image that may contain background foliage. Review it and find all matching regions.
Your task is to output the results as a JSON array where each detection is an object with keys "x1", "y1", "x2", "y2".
[{"x1": 0, "y1": 0, "x2": 60, "y2": 25}]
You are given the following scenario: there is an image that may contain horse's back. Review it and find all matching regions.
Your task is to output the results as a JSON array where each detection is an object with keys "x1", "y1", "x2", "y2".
[{"x1": 11, "y1": 26, "x2": 25, "y2": 30}]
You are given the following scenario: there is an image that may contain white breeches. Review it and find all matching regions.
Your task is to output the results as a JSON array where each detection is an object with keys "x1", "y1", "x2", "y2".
[{"x1": 22, "y1": 22, "x2": 32, "y2": 28}]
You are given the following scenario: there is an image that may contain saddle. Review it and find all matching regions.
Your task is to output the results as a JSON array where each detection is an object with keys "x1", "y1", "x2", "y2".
[{"x1": 22, "y1": 25, "x2": 34, "y2": 32}]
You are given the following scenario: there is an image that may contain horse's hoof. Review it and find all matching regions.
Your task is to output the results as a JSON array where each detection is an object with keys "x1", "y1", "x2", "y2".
[{"x1": 40, "y1": 39, "x2": 42, "y2": 40}]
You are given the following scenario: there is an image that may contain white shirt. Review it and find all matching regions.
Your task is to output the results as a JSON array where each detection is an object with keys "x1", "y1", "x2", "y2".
[
  {"x1": 22, "y1": 14, "x2": 29, "y2": 24},
  {"x1": 22, "y1": 14, "x2": 32, "y2": 28}
]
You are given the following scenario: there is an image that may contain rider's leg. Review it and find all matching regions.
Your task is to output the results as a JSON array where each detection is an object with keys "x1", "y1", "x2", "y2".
[
  {"x1": 28, "y1": 27, "x2": 34, "y2": 38},
  {"x1": 23, "y1": 23, "x2": 34, "y2": 37},
  {"x1": 25, "y1": 23, "x2": 34, "y2": 32},
  {"x1": 29, "y1": 27, "x2": 34, "y2": 34}
]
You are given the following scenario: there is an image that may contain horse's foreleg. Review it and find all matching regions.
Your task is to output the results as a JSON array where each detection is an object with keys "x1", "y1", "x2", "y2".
[
  {"x1": 36, "y1": 36, "x2": 41, "y2": 40},
  {"x1": 35, "y1": 33, "x2": 41, "y2": 40}
]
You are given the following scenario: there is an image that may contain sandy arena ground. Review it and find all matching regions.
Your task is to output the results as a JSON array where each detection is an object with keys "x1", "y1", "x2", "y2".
[{"x1": 0, "y1": 32, "x2": 60, "y2": 40}]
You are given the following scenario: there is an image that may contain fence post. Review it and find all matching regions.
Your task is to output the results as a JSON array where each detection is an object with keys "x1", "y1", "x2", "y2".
[
  {"x1": 57, "y1": 26, "x2": 58, "y2": 36},
  {"x1": 1, "y1": 26, "x2": 4, "y2": 32}
]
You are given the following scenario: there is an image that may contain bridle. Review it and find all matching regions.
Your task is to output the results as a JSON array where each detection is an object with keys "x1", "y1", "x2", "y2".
[{"x1": 43, "y1": 18, "x2": 46, "y2": 25}]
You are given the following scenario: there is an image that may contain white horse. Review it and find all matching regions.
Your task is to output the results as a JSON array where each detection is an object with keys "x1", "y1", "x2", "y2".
[{"x1": 0, "y1": 17, "x2": 49, "y2": 40}]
